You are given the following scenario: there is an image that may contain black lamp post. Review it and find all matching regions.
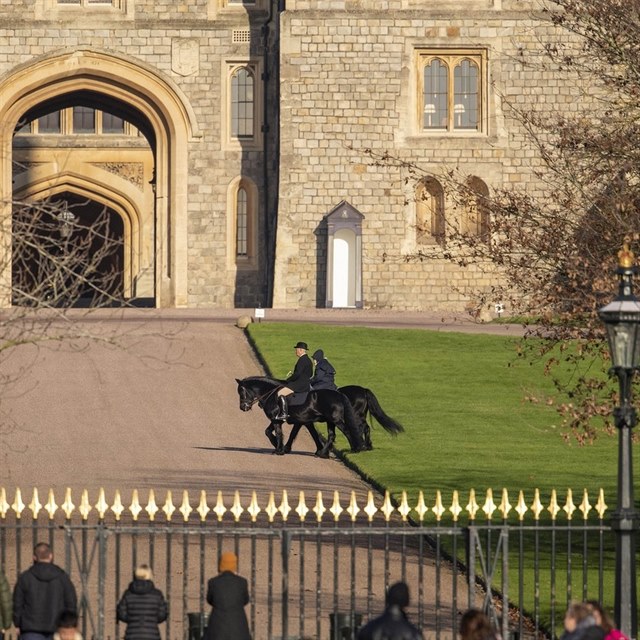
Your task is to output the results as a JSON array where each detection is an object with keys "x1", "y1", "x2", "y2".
[{"x1": 598, "y1": 242, "x2": 640, "y2": 639}]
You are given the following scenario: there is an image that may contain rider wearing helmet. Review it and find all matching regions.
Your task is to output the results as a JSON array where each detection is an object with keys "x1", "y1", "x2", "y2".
[
  {"x1": 310, "y1": 349, "x2": 337, "y2": 391},
  {"x1": 275, "y1": 341, "x2": 313, "y2": 420}
]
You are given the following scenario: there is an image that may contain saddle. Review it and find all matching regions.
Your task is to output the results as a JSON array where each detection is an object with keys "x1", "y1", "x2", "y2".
[{"x1": 288, "y1": 390, "x2": 309, "y2": 407}]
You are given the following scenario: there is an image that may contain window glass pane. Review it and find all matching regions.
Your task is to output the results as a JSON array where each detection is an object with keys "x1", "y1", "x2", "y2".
[
  {"x1": 453, "y1": 59, "x2": 478, "y2": 130},
  {"x1": 102, "y1": 112, "x2": 125, "y2": 134},
  {"x1": 38, "y1": 111, "x2": 61, "y2": 134},
  {"x1": 236, "y1": 188, "x2": 248, "y2": 256},
  {"x1": 15, "y1": 118, "x2": 33, "y2": 134},
  {"x1": 423, "y1": 59, "x2": 448, "y2": 130},
  {"x1": 73, "y1": 107, "x2": 96, "y2": 133},
  {"x1": 231, "y1": 68, "x2": 254, "y2": 139}
]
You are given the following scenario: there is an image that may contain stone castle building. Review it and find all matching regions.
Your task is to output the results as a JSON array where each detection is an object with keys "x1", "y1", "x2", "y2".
[{"x1": 0, "y1": 0, "x2": 561, "y2": 312}]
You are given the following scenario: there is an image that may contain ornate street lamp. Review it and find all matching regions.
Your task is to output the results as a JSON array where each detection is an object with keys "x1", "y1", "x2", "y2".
[{"x1": 598, "y1": 242, "x2": 640, "y2": 639}]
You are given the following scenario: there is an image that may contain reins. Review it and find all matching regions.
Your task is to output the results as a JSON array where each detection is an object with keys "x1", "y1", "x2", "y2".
[{"x1": 244, "y1": 383, "x2": 280, "y2": 408}]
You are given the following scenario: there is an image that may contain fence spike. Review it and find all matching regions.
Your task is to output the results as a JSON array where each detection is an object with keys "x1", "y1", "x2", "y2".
[
  {"x1": 213, "y1": 491, "x2": 226, "y2": 522},
  {"x1": 515, "y1": 490, "x2": 528, "y2": 521},
  {"x1": 482, "y1": 488, "x2": 497, "y2": 520},
  {"x1": 531, "y1": 488, "x2": 543, "y2": 520},
  {"x1": 279, "y1": 490, "x2": 291, "y2": 522},
  {"x1": 146, "y1": 490, "x2": 159, "y2": 522},
  {"x1": 130, "y1": 489, "x2": 142, "y2": 522},
  {"x1": 265, "y1": 492, "x2": 278, "y2": 523},
  {"x1": 79, "y1": 489, "x2": 91, "y2": 521},
  {"x1": 397, "y1": 491, "x2": 410, "y2": 522},
  {"x1": 313, "y1": 491, "x2": 326, "y2": 523},
  {"x1": 330, "y1": 490, "x2": 343, "y2": 522},
  {"x1": 231, "y1": 490, "x2": 244, "y2": 522},
  {"x1": 295, "y1": 491, "x2": 308, "y2": 522},
  {"x1": 548, "y1": 489, "x2": 560, "y2": 520},
  {"x1": 197, "y1": 490, "x2": 210, "y2": 522},
  {"x1": 432, "y1": 490, "x2": 445, "y2": 522},
  {"x1": 415, "y1": 491, "x2": 428, "y2": 523},
  {"x1": 62, "y1": 488, "x2": 74, "y2": 520},
  {"x1": 0, "y1": 488, "x2": 8, "y2": 519},
  {"x1": 364, "y1": 491, "x2": 378, "y2": 522},
  {"x1": 466, "y1": 489, "x2": 479, "y2": 521},
  {"x1": 579, "y1": 489, "x2": 592, "y2": 521},
  {"x1": 450, "y1": 490, "x2": 462, "y2": 522},
  {"x1": 596, "y1": 489, "x2": 608, "y2": 519},
  {"x1": 499, "y1": 488, "x2": 512, "y2": 520},
  {"x1": 162, "y1": 491, "x2": 176, "y2": 522},
  {"x1": 45, "y1": 489, "x2": 58, "y2": 520},
  {"x1": 95, "y1": 488, "x2": 109, "y2": 520},
  {"x1": 348, "y1": 491, "x2": 361, "y2": 522},
  {"x1": 179, "y1": 490, "x2": 192, "y2": 522},
  {"x1": 563, "y1": 489, "x2": 576, "y2": 521},
  {"x1": 111, "y1": 490, "x2": 124, "y2": 521},
  {"x1": 248, "y1": 491, "x2": 261, "y2": 522},
  {"x1": 12, "y1": 488, "x2": 25, "y2": 519},
  {"x1": 29, "y1": 488, "x2": 42, "y2": 520}
]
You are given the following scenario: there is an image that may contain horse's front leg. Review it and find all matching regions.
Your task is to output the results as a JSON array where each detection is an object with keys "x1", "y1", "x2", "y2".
[
  {"x1": 316, "y1": 423, "x2": 336, "y2": 458},
  {"x1": 265, "y1": 423, "x2": 279, "y2": 449},
  {"x1": 273, "y1": 421, "x2": 285, "y2": 455},
  {"x1": 284, "y1": 422, "x2": 303, "y2": 453}
]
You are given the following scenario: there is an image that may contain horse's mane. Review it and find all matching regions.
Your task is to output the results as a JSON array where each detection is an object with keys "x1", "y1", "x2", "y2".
[{"x1": 242, "y1": 375, "x2": 281, "y2": 387}]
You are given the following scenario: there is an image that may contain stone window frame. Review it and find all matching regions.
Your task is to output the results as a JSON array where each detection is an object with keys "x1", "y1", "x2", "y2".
[
  {"x1": 463, "y1": 176, "x2": 491, "y2": 240},
  {"x1": 16, "y1": 108, "x2": 138, "y2": 137},
  {"x1": 416, "y1": 177, "x2": 446, "y2": 246},
  {"x1": 415, "y1": 48, "x2": 488, "y2": 136},
  {"x1": 227, "y1": 176, "x2": 259, "y2": 270},
  {"x1": 36, "y1": 0, "x2": 132, "y2": 19},
  {"x1": 222, "y1": 60, "x2": 263, "y2": 151}
]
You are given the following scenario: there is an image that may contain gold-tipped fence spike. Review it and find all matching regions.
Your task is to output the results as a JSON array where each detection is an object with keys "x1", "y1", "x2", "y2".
[
  {"x1": 29, "y1": 488, "x2": 43, "y2": 520},
  {"x1": 596, "y1": 489, "x2": 608, "y2": 519},
  {"x1": 579, "y1": 489, "x2": 592, "y2": 521},
  {"x1": 279, "y1": 490, "x2": 291, "y2": 522},
  {"x1": 129, "y1": 490, "x2": 143, "y2": 522},
  {"x1": 482, "y1": 488, "x2": 497, "y2": 520},
  {"x1": 398, "y1": 491, "x2": 410, "y2": 522},
  {"x1": 213, "y1": 491, "x2": 226, "y2": 521},
  {"x1": 381, "y1": 491, "x2": 394, "y2": 522},
  {"x1": 45, "y1": 489, "x2": 58, "y2": 520},
  {"x1": 347, "y1": 491, "x2": 360, "y2": 522},
  {"x1": 415, "y1": 491, "x2": 428, "y2": 522},
  {"x1": 179, "y1": 490, "x2": 192, "y2": 522},
  {"x1": 563, "y1": 489, "x2": 576, "y2": 521},
  {"x1": 515, "y1": 491, "x2": 528, "y2": 521},
  {"x1": 548, "y1": 489, "x2": 560, "y2": 520},
  {"x1": 62, "y1": 488, "x2": 75, "y2": 520},
  {"x1": 162, "y1": 491, "x2": 176, "y2": 521},
  {"x1": 197, "y1": 491, "x2": 210, "y2": 522},
  {"x1": 0, "y1": 488, "x2": 9, "y2": 519},
  {"x1": 364, "y1": 491, "x2": 378, "y2": 522},
  {"x1": 13, "y1": 488, "x2": 26, "y2": 519},
  {"x1": 146, "y1": 490, "x2": 159, "y2": 522},
  {"x1": 265, "y1": 492, "x2": 278, "y2": 523},
  {"x1": 466, "y1": 489, "x2": 479, "y2": 521},
  {"x1": 231, "y1": 491, "x2": 244, "y2": 522},
  {"x1": 330, "y1": 491, "x2": 343, "y2": 522},
  {"x1": 95, "y1": 488, "x2": 109, "y2": 520},
  {"x1": 313, "y1": 491, "x2": 326, "y2": 523},
  {"x1": 295, "y1": 491, "x2": 308, "y2": 522},
  {"x1": 111, "y1": 491, "x2": 125, "y2": 521},
  {"x1": 531, "y1": 488, "x2": 543, "y2": 520},
  {"x1": 79, "y1": 490, "x2": 91, "y2": 521},
  {"x1": 432, "y1": 491, "x2": 445, "y2": 522},
  {"x1": 450, "y1": 490, "x2": 462, "y2": 522},
  {"x1": 247, "y1": 491, "x2": 261, "y2": 522},
  {"x1": 499, "y1": 488, "x2": 512, "y2": 520}
]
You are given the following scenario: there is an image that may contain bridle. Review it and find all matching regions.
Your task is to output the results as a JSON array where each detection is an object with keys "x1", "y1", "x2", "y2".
[{"x1": 239, "y1": 384, "x2": 279, "y2": 411}]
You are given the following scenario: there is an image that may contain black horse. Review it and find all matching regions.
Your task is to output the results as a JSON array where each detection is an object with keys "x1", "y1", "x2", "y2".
[
  {"x1": 236, "y1": 376, "x2": 366, "y2": 458},
  {"x1": 283, "y1": 385, "x2": 404, "y2": 453}
]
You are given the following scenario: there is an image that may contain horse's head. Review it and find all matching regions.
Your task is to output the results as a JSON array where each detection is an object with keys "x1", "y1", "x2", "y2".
[{"x1": 236, "y1": 378, "x2": 257, "y2": 412}]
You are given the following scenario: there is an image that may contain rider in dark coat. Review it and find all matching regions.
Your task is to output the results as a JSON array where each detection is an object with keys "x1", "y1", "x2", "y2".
[
  {"x1": 310, "y1": 349, "x2": 337, "y2": 390},
  {"x1": 275, "y1": 341, "x2": 313, "y2": 420}
]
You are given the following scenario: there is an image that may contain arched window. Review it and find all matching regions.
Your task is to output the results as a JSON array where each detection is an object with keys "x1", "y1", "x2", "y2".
[
  {"x1": 231, "y1": 67, "x2": 254, "y2": 139},
  {"x1": 423, "y1": 59, "x2": 448, "y2": 130},
  {"x1": 236, "y1": 186, "x2": 248, "y2": 257},
  {"x1": 464, "y1": 177, "x2": 490, "y2": 240},
  {"x1": 416, "y1": 178, "x2": 445, "y2": 244},
  {"x1": 228, "y1": 177, "x2": 258, "y2": 268},
  {"x1": 453, "y1": 59, "x2": 479, "y2": 131}
]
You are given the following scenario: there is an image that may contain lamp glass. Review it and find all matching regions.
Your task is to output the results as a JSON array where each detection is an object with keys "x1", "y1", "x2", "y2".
[{"x1": 605, "y1": 321, "x2": 640, "y2": 369}]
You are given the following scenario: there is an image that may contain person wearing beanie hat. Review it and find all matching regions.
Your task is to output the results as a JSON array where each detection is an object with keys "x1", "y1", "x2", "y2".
[
  {"x1": 310, "y1": 349, "x2": 338, "y2": 391},
  {"x1": 274, "y1": 341, "x2": 313, "y2": 421},
  {"x1": 204, "y1": 552, "x2": 251, "y2": 640},
  {"x1": 357, "y1": 581, "x2": 422, "y2": 640}
]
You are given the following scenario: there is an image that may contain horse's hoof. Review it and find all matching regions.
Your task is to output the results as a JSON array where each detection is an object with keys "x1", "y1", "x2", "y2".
[
  {"x1": 284, "y1": 446, "x2": 292, "y2": 453},
  {"x1": 315, "y1": 450, "x2": 330, "y2": 459},
  {"x1": 275, "y1": 450, "x2": 286, "y2": 456}
]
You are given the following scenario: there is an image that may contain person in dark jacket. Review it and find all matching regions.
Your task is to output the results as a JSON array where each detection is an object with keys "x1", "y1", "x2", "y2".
[
  {"x1": 310, "y1": 349, "x2": 337, "y2": 390},
  {"x1": 13, "y1": 542, "x2": 77, "y2": 640},
  {"x1": 116, "y1": 565, "x2": 167, "y2": 640},
  {"x1": 0, "y1": 567, "x2": 12, "y2": 640},
  {"x1": 274, "y1": 341, "x2": 313, "y2": 420},
  {"x1": 203, "y1": 552, "x2": 251, "y2": 640},
  {"x1": 357, "y1": 581, "x2": 422, "y2": 640}
]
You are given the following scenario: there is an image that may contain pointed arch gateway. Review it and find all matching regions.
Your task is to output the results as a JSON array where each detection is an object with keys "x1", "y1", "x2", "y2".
[{"x1": 0, "y1": 49, "x2": 199, "y2": 307}]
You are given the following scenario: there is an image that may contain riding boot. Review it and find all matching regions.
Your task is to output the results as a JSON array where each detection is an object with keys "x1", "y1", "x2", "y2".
[{"x1": 275, "y1": 395, "x2": 288, "y2": 421}]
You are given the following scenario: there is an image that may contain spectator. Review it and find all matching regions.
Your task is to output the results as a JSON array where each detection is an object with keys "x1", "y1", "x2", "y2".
[
  {"x1": 459, "y1": 609, "x2": 498, "y2": 640},
  {"x1": 586, "y1": 601, "x2": 629, "y2": 640},
  {"x1": 203, "y1": 552, "x2": 251, "y2": 640},
  {"x1": 13, "y1": 542, "x2": 77, "y2": 640},
  {"x1": 310, "y1": 349, "x2": 338, "y2": 391},
  {"x1": 116, "y1": 565, "x2": 167, "y2": 640},
  {"x1": 0, "y1": 567, "x2": 11, "y2": 640},
  {"x1": 561, "y1": 602, "x2": 605, "y2": 640},
  {"x1": 53, "y1": 610, "x2": 82, "y2": 640},
  {"x1": 357, "y1": 581, "x2": 422, "y2": 640}
]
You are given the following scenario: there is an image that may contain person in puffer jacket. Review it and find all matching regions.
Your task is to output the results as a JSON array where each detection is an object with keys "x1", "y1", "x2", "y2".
[
  {"x1": 116, "y1": 565, "x2": 167, "y2": 640},
  {"x1": 310, "y1": 349, "x2": 338, "y2": 390}
]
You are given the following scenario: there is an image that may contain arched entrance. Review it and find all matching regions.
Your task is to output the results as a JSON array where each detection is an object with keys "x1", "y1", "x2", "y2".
[{"x1": 0, "y1": 49, "x2": 199, "y2": 307}]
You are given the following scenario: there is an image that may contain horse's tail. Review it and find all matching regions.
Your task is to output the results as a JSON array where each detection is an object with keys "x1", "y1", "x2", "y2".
[
  {"x1": 341, "y1": 394, "x2": 366, "y2": 450},
  {"x1": 364, "y1": 388, "x2": 404, "y2": 435}
]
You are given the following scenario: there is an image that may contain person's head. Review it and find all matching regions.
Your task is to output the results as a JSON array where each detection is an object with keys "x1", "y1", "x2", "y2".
[
  {"x1": 312, "y1": 349, "x2": 324, "y2": 363},
  {"x1": 386, "y1": 581, "x2": 410, "y2": 610},
  {"x1": 57, "y1": 610, "x2": 79, "y2": 630},
  {"x1": 294, "y1": 341, "x2": 308, "y2": 357},
  {"x1": 564, "y1": 602, "x2": 594, "y2": 633},
  {"x1": 586, "y1": 601, "x2": 613, "y2": 633},
  {"x1": 33, "y1": 542, "x2": 53, "y2": 564},
  {"x1": 219, "y1": 551, "x2": 238, "y2": 574},
  {"x1": 459, "y1": 609, "x2": 496, "y2": 640},
  {"x1": 134, "y1": 564, "x2": 153, "y2": 581}
]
